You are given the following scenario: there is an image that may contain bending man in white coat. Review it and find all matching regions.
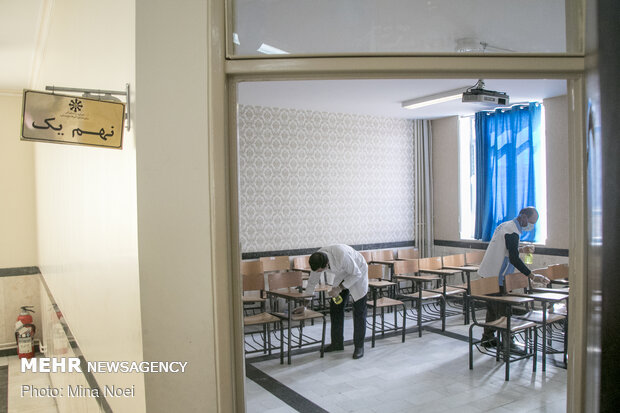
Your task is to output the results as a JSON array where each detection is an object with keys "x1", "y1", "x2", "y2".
[
  {"x1": 478, "y1": 207, "x2": 550, "y2": 348},
  {"x1": 306, "y1": 244, "x2": 368, "y2": 359}
]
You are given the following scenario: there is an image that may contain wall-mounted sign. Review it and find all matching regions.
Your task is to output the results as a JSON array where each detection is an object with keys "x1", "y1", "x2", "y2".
[{"x1": 21, "y1": 90, "x2": 125, "y2": 149}]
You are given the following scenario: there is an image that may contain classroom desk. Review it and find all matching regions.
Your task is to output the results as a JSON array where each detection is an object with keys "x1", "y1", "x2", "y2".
[
  {"x1": 441, "y1": 265, "x2": 479, "y2": 323},
  {"x1": 418, "y1": 267, "x2": 467, "y2": 322},
  {"x1": 367, "y1": 279, "x2": 406, "y2": 347},
  {"x1": 393, "y1": 274, "x2": 444, "y2": 337},
  {"x1": 266, "y1": 289, "x2": 325, "y2": 364},
  {"x1": 509, "y1": 291, "x2": 568, "y2": 371}
]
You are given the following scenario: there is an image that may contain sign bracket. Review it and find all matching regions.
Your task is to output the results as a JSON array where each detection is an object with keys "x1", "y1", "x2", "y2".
[{"x1": 45, "y1": 84, "x2": 131, "y2": 131}]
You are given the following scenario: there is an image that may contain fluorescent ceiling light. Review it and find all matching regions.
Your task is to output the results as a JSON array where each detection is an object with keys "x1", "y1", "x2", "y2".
[
  {"x1": 402, "y1": 87, "x2": 468, "y2": 110},
  {"x1": 257, "y1": 43, "x2": 289, "y2": 55}
]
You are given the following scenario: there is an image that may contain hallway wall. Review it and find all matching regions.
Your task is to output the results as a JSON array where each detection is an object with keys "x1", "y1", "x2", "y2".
[
  {"x1": 32, "y1": 1, "x2": 144, "y2": 412},
  {"x1": 0, "y1": 95, "x2": 37, "y2": 267}
]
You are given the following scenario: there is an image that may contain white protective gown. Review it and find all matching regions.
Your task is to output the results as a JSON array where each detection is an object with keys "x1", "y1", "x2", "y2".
[
  {"x1": 478, "y1": 219, "x2": 523, "y2": 286},
  {"x1": 305, "y1": 244, "x2": 369, "y2": 302}
]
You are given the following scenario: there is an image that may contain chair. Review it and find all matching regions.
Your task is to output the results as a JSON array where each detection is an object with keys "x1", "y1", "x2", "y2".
[
  {"x1": 260, "y1": 255, "x2": 291, "y2": 273},
  {"x1": 547, "y1": 263, "x2": 569, "y2": 287},
  {"x1": 441, "y1": 253, "x2": 476, "y2": 323},
  {"x1": 267, "y1": 271, "x2": 326, "y2": 364},
  {"x1": 441, "y1": 254, "x2": 468, "y2": 284},
  {"x1": 468, "y1": 276, "x2": 538, "y2": 381},
  {"x1": 505, "y1": 271, "x2": 569, "y2": 370},
  {"x1": 371, "y1": 249, "x2": 397, "y2": 281},
  {"x1": 418, "y1": 257, "x2": 467, "y2": 322},
  {"x1": 241, "y1": 261, "x2": 267, "y2": 311},
  {"x1": 529, "y1": 266, "x2": 569, "y2": 295},
  {"x1": 366, "y1": 264, "x2": 406, "y2": 347},
  {"x1": 292, "y1": 255, "x2": 331, "y2": 313},
  {"x1": 465, "y1": 250, "x2": 485, "y2": 267},
  {"x1": 359, "y1": 250, "x2": 373, "y2": 263},
  {"x1": 241, "y1": 262, "x2": 282, "y2": 357},
  {"x1": 393, "y1": 259, "x2": 445, "y2": 337},
  {"x1": 397, "y1": 248, "x2": 419, "y2": 260}
]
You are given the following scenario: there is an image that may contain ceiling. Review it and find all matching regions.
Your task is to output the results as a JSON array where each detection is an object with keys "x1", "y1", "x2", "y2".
[
  {"x1": 2, "y1": 1, "x2": 567, "y2": 119},
  {"x1": 238, "y1": 79, "x2": 567, "y2": 120},
  {"x1": 0, "y1": 0, "x2": 44, "y2": 93}
]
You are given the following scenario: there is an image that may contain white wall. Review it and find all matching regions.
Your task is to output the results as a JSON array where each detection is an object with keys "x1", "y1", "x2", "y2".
[
  {"x1": 32, "y1": 1, "x2": 144, "y2": 412},
  {"x1": 431, "y1": 96, "x2": 570, "y2": 250},
  {"x1": 431, "y1": 116, "x2": 460, "y2": 241},
  {"x1": 136, "y1": 1, "x2": 220, "y2": 412},
  {"x1": 0, "y1": 95, "x2": 37, "y2": 267},
  {"x1": 544, "y1": 95, "x2": 570, "y2": 249}
]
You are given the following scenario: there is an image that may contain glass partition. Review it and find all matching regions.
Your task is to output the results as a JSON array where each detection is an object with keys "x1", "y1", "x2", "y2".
[{"x1": 231, "y1": 0, "x2": 582, "y2": 57}]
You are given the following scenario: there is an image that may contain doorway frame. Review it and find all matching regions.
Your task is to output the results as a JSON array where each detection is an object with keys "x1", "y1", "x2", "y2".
[{"x1": 208, "y1": 3, "x2": 588, "y2": 412}]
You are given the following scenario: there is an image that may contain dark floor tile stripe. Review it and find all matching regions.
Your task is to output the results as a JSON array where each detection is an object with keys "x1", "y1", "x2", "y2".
[
  {"x1": 424, "y1": 325, "x2": 470, "y2": 342},
  {"x1": 246, "y1": 362, "x2": 329, "y2": 413},
  {"x1": 0, "y1": 365, "x2": 8, "y2": 413}
]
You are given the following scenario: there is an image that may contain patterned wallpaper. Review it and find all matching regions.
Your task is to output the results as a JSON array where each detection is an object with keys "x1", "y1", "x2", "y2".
[{"x1": 238, "y1": 105, "x2": 415, "y2": 253}]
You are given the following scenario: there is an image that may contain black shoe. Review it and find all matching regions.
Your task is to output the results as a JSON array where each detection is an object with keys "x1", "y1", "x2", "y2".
[
  {"x1": 352, "y1": 347, "x2": 364, "y2": 359},
  {"x1": 324, "y1": 344, "x2": 344, "y2": 352},
  {"x1": 481, "y1": 338, "x2": 498, "y2": 349},
  {"x1": 509, "y1": 342, "x2": 527, "y2": 355}
]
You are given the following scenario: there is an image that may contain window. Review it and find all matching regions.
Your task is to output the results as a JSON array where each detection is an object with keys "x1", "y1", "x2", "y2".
[
  {"x1": 459, "y1": 105, "x2": 547, "y2": 243},
  {"x1": 458, "y1": 116, "x2": 476, "y2": 239}
]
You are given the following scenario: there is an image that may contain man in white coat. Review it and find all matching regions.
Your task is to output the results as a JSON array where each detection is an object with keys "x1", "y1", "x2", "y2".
[
  {"x1": 477, "y1": 207, "x2": 549, "y2": 347},
  {"x1": 306, "y1": 244, "x2": 369, "y2": 359}
]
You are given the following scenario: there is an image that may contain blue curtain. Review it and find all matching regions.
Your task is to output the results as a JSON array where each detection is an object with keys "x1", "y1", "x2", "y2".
[{"x1": 475, "y1": 102, "x2": 541, "y2": 242}]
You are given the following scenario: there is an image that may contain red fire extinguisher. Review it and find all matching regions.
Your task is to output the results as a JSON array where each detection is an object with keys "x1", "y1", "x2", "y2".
[{"x1": 15, "y1": 306, "x2": 36, "y2": 359}]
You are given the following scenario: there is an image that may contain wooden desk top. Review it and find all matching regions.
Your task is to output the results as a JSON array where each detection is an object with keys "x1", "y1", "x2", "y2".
[
  {"x1": 510, "y1": 292, "x2": 568, "y2": 302},
  {"x1": 470, "y1": 294, "x2": 534, "y2": 304},
  {"x1": 442, "y1": 265, "x2": 479, "y2": 272},
  {"x1": 419, "y1": 268, "x2": 461, "y2": 276},
  {"x1": 531, "y1": 287, "x2": 569, "y2": 295},
  {"x1": 267, "y1": 290, "x2": 315, "y2": 300},
  {"x1": 394, "y1": 274, "x2": 442, "y2": 282},
  {"x1": 371, "y1": 260, "x2": 396, "y2": 266},
  {"x1": 369, "y1": 280, "x2": 395, "y2": 288}
]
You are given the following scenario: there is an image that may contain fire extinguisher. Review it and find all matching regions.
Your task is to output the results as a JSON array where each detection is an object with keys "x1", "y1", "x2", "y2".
[{"x1": 15, "y1": 306, "x2": 36, "y2": 359}]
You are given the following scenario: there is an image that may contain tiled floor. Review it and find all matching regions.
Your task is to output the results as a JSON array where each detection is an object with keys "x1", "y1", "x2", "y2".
[
  {"x1": 2, "y1": 308, "x2": 567, "y2": 412},
  {"x1": 1, "y1": 355, "x2": 59, "y2": 413},
  {"x1": 245, "y1": 310, "x2": 568, "y2": 413}
]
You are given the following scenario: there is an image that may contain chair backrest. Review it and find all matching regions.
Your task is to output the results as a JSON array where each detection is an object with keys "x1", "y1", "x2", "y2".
[
  {"x1": 368, "y1": 264, "x2": 384, "y2": 281},
  {"x1": 504, "y1": 272, "x2": 529, "y2": 292},
  {"x1": 397, "y1": 248, "x2": 419, "y2": 260},
  {"x1": 293, "y1": 255, "x2": 310, "y2": 271},
  {"x1": 243, "y1": 272, "x2": 266, "y2": 293},
  {"x1": 260, "y1": 256, "x2": 290, "y2": 272},
  {"x1": 372, "y1": 249, "x2": 394, "y2": 261},
  {"x1": 547, "y1": 263, "x2": 568, "y2": 280},
  {"x1": 529, "y1": 266, "x2": 552, "y2": 282},
  {"x1": 393, "y1": 259, "x2": 419, "y2": 276},
  {"x1": 418, "y1": 256, "x2": 442, "y2": 271},
  {"x1": 465, "y1": 250, "x2": 485, "y2": 265},
  {"x1": 442, "y1": 254, "x2": 465, "y2": 267},
  {"x1": 470, "y1": 276, "x2": 500, "y2": 295},
  {"x1": 241, "y1": 260, "x2": 263, "y2": 276},
  {"x1": 359, "y1": 251, "x2": 373, "y2": 263},
  {"x1": 267, "y1": 271, "x2": 303, "y2": 291}
]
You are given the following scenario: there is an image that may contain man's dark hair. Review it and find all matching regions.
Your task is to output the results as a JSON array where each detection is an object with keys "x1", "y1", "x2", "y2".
[
  {"x1": 519, "y1": 207, "x2": 538, "y2": 218},
  {"x1": 309, "y1": 252, "x2": 329, "y2": 271}
]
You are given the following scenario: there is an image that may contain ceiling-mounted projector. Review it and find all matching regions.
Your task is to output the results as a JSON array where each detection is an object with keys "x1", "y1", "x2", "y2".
[{"x1": 462, "y1": 79, "x2": 509, "y2": 106}]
